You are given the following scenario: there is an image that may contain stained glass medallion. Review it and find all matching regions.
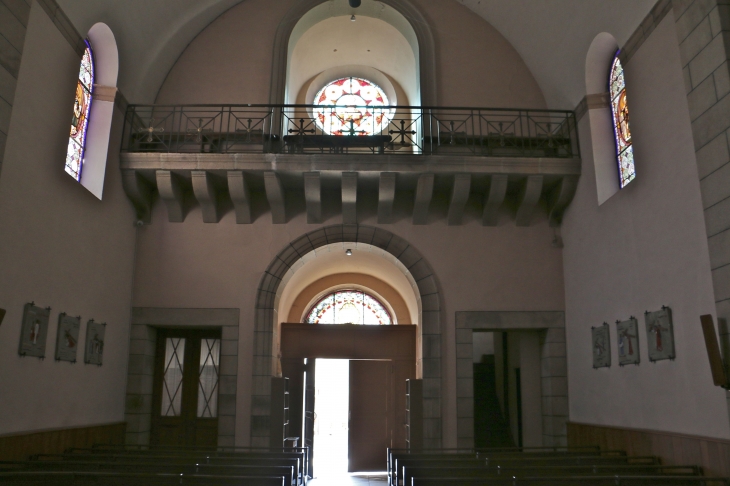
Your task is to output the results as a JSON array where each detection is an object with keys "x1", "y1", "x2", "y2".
[
  {"x1": 65, "y1": 40, "x2": 94, "y2": 181},
  {"x1": 313, "y1": 77, "x2": 394, "y2": 136},
  {"x1": 305, "y1": 290, "x2": 393, "y2": 325},
  {"x1": 609, "y1": 54, "x2": 635, "y2": 188}
]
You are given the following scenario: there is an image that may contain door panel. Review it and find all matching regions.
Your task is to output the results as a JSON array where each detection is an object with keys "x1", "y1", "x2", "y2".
[
  {"x1": 152, "y1": 329, "x2": 221, "y2": 448},
  {"x1": 304, "y1": 359, "x2": 316, "y2": 477},
  {"x1": 348, "y1": 360, "x2": 390, "y2": 472}
]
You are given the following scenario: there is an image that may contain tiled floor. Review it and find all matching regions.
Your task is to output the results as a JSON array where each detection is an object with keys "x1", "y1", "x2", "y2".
[{"x1": 308, "y1": 472, "x2": 388, "y2": 486}]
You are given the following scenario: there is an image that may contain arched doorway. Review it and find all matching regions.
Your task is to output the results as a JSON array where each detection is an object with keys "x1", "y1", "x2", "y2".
[{"x1": 250, "y1": 225, "x2": 442, "y2": 450}]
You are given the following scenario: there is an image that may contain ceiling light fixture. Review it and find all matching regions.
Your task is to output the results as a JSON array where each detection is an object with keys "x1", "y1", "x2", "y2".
[
  {"x1": 349, "y1": 0, "x2": 361, "y2": 7},
  {"x1": 351, "y1": 14, "x2": 356, "y2": 21},
  {"x1": 346, "y1": 249, "x2": 353, "y2": 256}
]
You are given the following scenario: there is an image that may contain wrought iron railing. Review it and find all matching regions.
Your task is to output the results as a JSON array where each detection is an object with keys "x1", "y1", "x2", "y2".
[{"x1": 121, "y1": 104, "x2": 579, "y2": 158}]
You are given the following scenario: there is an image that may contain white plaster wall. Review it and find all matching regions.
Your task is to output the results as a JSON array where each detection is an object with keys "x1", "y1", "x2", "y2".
[
  {"x1": 0, "y1": 5, "x2": 137, "y2": 435},
  {"x1": 132, "y1": 206, "x2": 566, "y2": 447},
  {"x1": 562, "y1": 15, "x2": 730, "y2": 440}
]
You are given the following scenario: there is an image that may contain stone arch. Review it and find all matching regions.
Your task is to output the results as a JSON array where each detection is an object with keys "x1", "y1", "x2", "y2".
[
  {"x1": 269, "y1": 0, "x2": 437, "y2": 106},
  {"x1": 250, "y1": 224, "x2": 442, "y2": 449}
]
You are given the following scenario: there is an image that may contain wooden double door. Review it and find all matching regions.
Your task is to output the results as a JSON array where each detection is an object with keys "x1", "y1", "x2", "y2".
[{"x1": 151, "y1": 329, "x2": 221, "y2": 447}]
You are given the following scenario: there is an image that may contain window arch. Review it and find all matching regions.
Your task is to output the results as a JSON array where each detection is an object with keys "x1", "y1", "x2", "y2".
[
  {"x1": 313, "y1": 77, "x2": 395, "y2": 136},
  {"x1": 66, "y1": 40, "x2": 94, "y2": 181},
  {"x1": 609, "y1": 53, "x2": 635, "y2": 188},
  {"x1": 305, "y1": 289, "x2": 393, "y2": 325}
]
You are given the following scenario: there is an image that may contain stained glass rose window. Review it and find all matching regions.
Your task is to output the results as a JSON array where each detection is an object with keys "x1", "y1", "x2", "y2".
[
  {"x1": 305, "y1": 289, "x2": 393, "y2": 325},
  {"x1": 312, "y1": 77, "x2": 395, "y2": 136}
]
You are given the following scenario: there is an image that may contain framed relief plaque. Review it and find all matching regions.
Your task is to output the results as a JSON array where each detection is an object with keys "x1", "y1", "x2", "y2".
[
  {"x1": 645, "y1": 307, "x2": 675, "y2": 362},
  {"x1": 616, "y1": 317, "x2": 640, "y2": 366},
  {"x1": 18, "y1": 303, "x2": 50, "y2": 358},
  {"x1": 55, "y1": 313, "x2": 81, "y2": 363},
  {"x1": 592, "y1": 323, "x2": 611, "y2": 368},
  {"x1": 84, "y1": 320, "x2": 106, "y2": 365}
]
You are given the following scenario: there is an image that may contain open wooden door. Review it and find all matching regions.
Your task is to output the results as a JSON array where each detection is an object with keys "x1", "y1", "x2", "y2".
[
  {"x1": 304, "y1": 358, "x2": 316, "y2": 477},
  {"x1": 348, "y1": 360, "x2": 391, "y2": 472}
]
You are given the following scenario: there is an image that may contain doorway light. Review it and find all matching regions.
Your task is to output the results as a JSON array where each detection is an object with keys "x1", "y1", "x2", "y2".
[
  {"x1": 346, "y1": 249, "x2": 353, "y2": 256},
  {"x1": 351, "y1": 14, "x2": 356, "y2": 22}
]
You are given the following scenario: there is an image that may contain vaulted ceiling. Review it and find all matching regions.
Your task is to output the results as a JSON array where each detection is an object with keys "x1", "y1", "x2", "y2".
[{"x1": 56, "y1": 0, "x2": 658, "y2": 107}]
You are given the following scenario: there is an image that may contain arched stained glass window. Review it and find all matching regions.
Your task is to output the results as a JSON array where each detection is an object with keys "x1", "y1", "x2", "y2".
[
  {"x1": 313, "y1": 77, "x2": 394, "y2": 136},
  {"x1": 305, "y1": 289, "x2": 393, "y2": 325},
  {"x1": 66, "y1": 40, "x2": 94, "y2": 181},
  {"x1": 609, "y1": 54, "x2": 635, "y2": 188}
]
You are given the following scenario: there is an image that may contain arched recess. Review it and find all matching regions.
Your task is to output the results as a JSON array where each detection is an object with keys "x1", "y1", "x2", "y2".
[
  {"x1": 269, "y1": 0, "x2": 437, "y2": 107},
  {"x1": 81, "y1": 23, "x2": 118, "y2": 200},
  {"x1": 250, "y1": 225, "x2": 441, "y2": 449},
  {"x1": 585, "y1": 32, "x2": 620, "y2": 205}
]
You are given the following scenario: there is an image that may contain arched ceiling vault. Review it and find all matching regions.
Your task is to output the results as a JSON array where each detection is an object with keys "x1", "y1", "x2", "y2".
[{"x1": 58, "y1": 0, "x2": 658, "y2": 107}]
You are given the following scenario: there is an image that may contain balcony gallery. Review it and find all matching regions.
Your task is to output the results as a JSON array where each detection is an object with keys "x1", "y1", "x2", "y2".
[{"x1": 120, "y1": 104, "x2": 581, "y2": 228}]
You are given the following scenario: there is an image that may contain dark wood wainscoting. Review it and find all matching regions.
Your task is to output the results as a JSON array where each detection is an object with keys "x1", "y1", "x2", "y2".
[
  {"x1": 568, "y1": 421, "x2": 730, "y2": 477},
  {"x1": 0, "y1": 422, "x2": 125, "y2": 461}
]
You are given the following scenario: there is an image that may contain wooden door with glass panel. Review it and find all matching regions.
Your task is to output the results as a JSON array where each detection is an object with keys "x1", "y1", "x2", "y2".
[{"x1": 151, "y1": 329, "x2": 221, "y2": 447}]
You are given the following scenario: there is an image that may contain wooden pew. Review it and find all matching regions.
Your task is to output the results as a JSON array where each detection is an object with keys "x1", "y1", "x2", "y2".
[
  {"x1": 0, "y1": 471, "x2": 288, "y2": 485},
  {"x1": 410, "y1": 477, "x2": 730, "y2": 486}
]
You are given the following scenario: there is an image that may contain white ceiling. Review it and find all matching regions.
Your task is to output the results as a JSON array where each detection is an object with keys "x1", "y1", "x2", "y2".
[{"x1": 56, "y1": 0, "x2": 659, "y2": 107}]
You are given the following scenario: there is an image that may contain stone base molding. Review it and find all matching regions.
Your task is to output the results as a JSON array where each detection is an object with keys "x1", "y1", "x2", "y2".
[
  {"x1": 568, "y1": 421, "x2": 730, "y2": 477},
  {"x1": 0, "y1": 422, "x2": 125, "y2": 461}
]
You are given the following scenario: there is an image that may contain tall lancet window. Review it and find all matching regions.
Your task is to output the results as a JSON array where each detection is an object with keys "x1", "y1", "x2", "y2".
[
  {"x1": 305, "y1": 290, "x2": 393, "y2": 325},
  {"x1": 609, "y1": 54, "x2": 635, "y2": 188},
  {"x1": 66, "y1": 40, "x2": 94, "y2": 181}
]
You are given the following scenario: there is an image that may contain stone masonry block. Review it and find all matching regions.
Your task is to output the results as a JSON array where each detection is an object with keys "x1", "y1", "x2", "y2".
[
  {"x1": 422, "y1": 378, "x2": 441, "y2": 398},
  {"x1": 277, "y1": 245, "x2": 300, "y2": 267},
  {"x1": 455, "y1": 343, "x2": 472, "y2": 359},
  {"x1": 125, "y1": 394, "x2": 152, "y2": 414},
  {"x1": 323, "y1": 225, "x2": 344, "y2": 243},
  {"x1": 709, "y1": 228, "x2": 730, "y2": 269},
  {"x1": 354, "y1": 225, "x2": 375, "y2": 244},
  {"x1": 250, "y1": 415, "x2": 271, "y2": 436},
  {"x1": 217, "y1": 435, "x2": 235, "y2": 447},
  {"x1": 259, "y1": 272, "x2": 281, "y2": 294},
  {"x1": 712, "y1": 264, "x2": 730, "y2": 301},
  {"x1": 221, "y1": 339, "x2": 238, "y2": 357},
  {"x1": 421, "y1": 311, "x2": 440, "y2": 335},
  {"x1": 129, "y1": 338, "x2": 156, "y2": 357},
  {"x1": 127, "y1": 354, "x2": 155, "y2": 376},
  {"x1": 457, "y1": 417, "x2": 474, "y2": 438},
  {"x1": 701, "y1": 162, "x2": 730, "y2": 208},
  {"x1": 423, "y1": 419, "x2": 442, "y2": 440},
  {"x1": 542, "y1": 376, "x2": 568, "y2": 397},
  {"x1": 688, "y1": 73, "x2": 719, "y2": 121},
  {"x1": 398, "y1": 246, "x2": 422, "y2": 269},
  {"x1": 254, "y1": 331, "x2": 273, "y2": 355},
  {"x1": 218, "y1": 394, "x2": 236, "y2": 416},
  {"x1": 220, "y1": 355, "x2": 239, "y2": 376},
  {"x1": 422, "y1": 358, "x2": 441, "y2": 378},
  {"x1": 543, "y1": 396, "x2": 569, "y2": 417},
  {"x1": 222, "y1": 325, "x2": 239, "y2": 341},
  {"x1": 542, "y1": 341, "x2": 567, "y2": 358},
  {"x1": 422, "y1": 335, "x2": 441, "y2": 359},
  {"x1": 457, "y1": 397, "x2": 474, "y2": 418},
  {"x1": 290, "y1": 236, "x2": 314, "y2": 256},
  {"x1": 267, "y1": 256, "x2": 290, "y2": 279},
  {"x1": 423, "y1": 397, "x2": 441, "y2": 419},
  {"x1": 714, "y1": 61, "x2": 730, "y2": 99},
  {"x1": 218, "y1": 415, "x2": 235, "y2": 435},
  {"x1": 409, "y1": 259, "x2": 432, "y2": 282},
  {"x1": 416, "y1": 275, "x2": 438, "y2": 297},
  {"x1": 675, "y1": 0, "x2": 721, "y2": 44},
  {"x1": 680, "y1": 16, "x2": 714, "y2": 65},
  {"x1": 253, "y1": 376, "x2": 272, "y2": 396},
  {"x1": 385, "y1": 236, "x2": 409, "y2": 259},
  {"x1": 256, "y1": 290, "x2": 276, "y2": 309},
  {"x1": 456, "y1": 359, "x2": 473, "y2": 379},
  {"x1": 219, "y1": 375, "x2": 237, "y2": 395},
  {"x1": 456, "y1": 378, "x2": 473, "y2": 398},
  {"x1": 370, "y1": 227, "x2": 393, "y2": 249},
  {"x1": 704, "y1": 195, "x2": 730, "y2": 236},
  {"x1": 541, "y1": 356, "x2": 568, "y2": 377},
  {"x1": 696, "y1": 131, "x2": 730, "y2": 179},
  {"x1": 256, "y1": 308, "x2": 273, "y2": 330},
  {"x1": 456, "y1": 328, "x2": 472, "y2": 344},
  {"x1": 252, "y1": 395, "x2": 271, "y2": 415},
  {"x1": 126, "y1": 374, "x2": 154, "y2": 395},
  {"x1": 251, "y1": 436, "x2": 269, "y2": 448},
  {"x1": 689, "y1": 33, "x2": 727, "y2": 90},
  {"x1": 421, "y1": 293, "x2": 440, "y2": 311}
]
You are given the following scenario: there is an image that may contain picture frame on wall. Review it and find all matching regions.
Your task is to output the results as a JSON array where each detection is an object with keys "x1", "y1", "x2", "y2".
[
  {"x1": 18, "y1": 303, "x2": 50, "y2": 358},
  {"x1": 84, "y1": 320, "x2": 106, "y2": 365},
  {"x1": 644, "y1": 306, "x2": 676, "y2": 362},
  {"x1": 55, "y1": 313, "x2": 81, "y2": 363},
  {"x1": 616, "y1": 317, "x2": 640, "y2": 366},
  {"x1": 592, "y1": 322, "x2": 611, "y2": 368}
]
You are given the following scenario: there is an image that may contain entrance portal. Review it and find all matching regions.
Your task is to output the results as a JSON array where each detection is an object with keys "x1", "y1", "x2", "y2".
[{"x1": 313, "y1": 359, "x2": 349, "y2": 477}]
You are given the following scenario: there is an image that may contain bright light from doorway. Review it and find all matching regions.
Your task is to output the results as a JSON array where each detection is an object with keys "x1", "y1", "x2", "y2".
[{"x1": 313, "y1": 359, "x2": 350, "y2": 477}]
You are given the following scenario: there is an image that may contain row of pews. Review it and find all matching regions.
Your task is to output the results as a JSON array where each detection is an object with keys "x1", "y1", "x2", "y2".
[
  {"x1": 0, "y1": 444, "x2": 309, "y2": 485},
  {"x1": 387, "y1": 447, "x2": 730, "y2": 485}
]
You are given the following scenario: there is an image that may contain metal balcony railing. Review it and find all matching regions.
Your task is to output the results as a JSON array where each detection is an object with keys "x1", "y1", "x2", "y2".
[{"x1": 121, "y1": 104, "x2": 579, "y2": 158}]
